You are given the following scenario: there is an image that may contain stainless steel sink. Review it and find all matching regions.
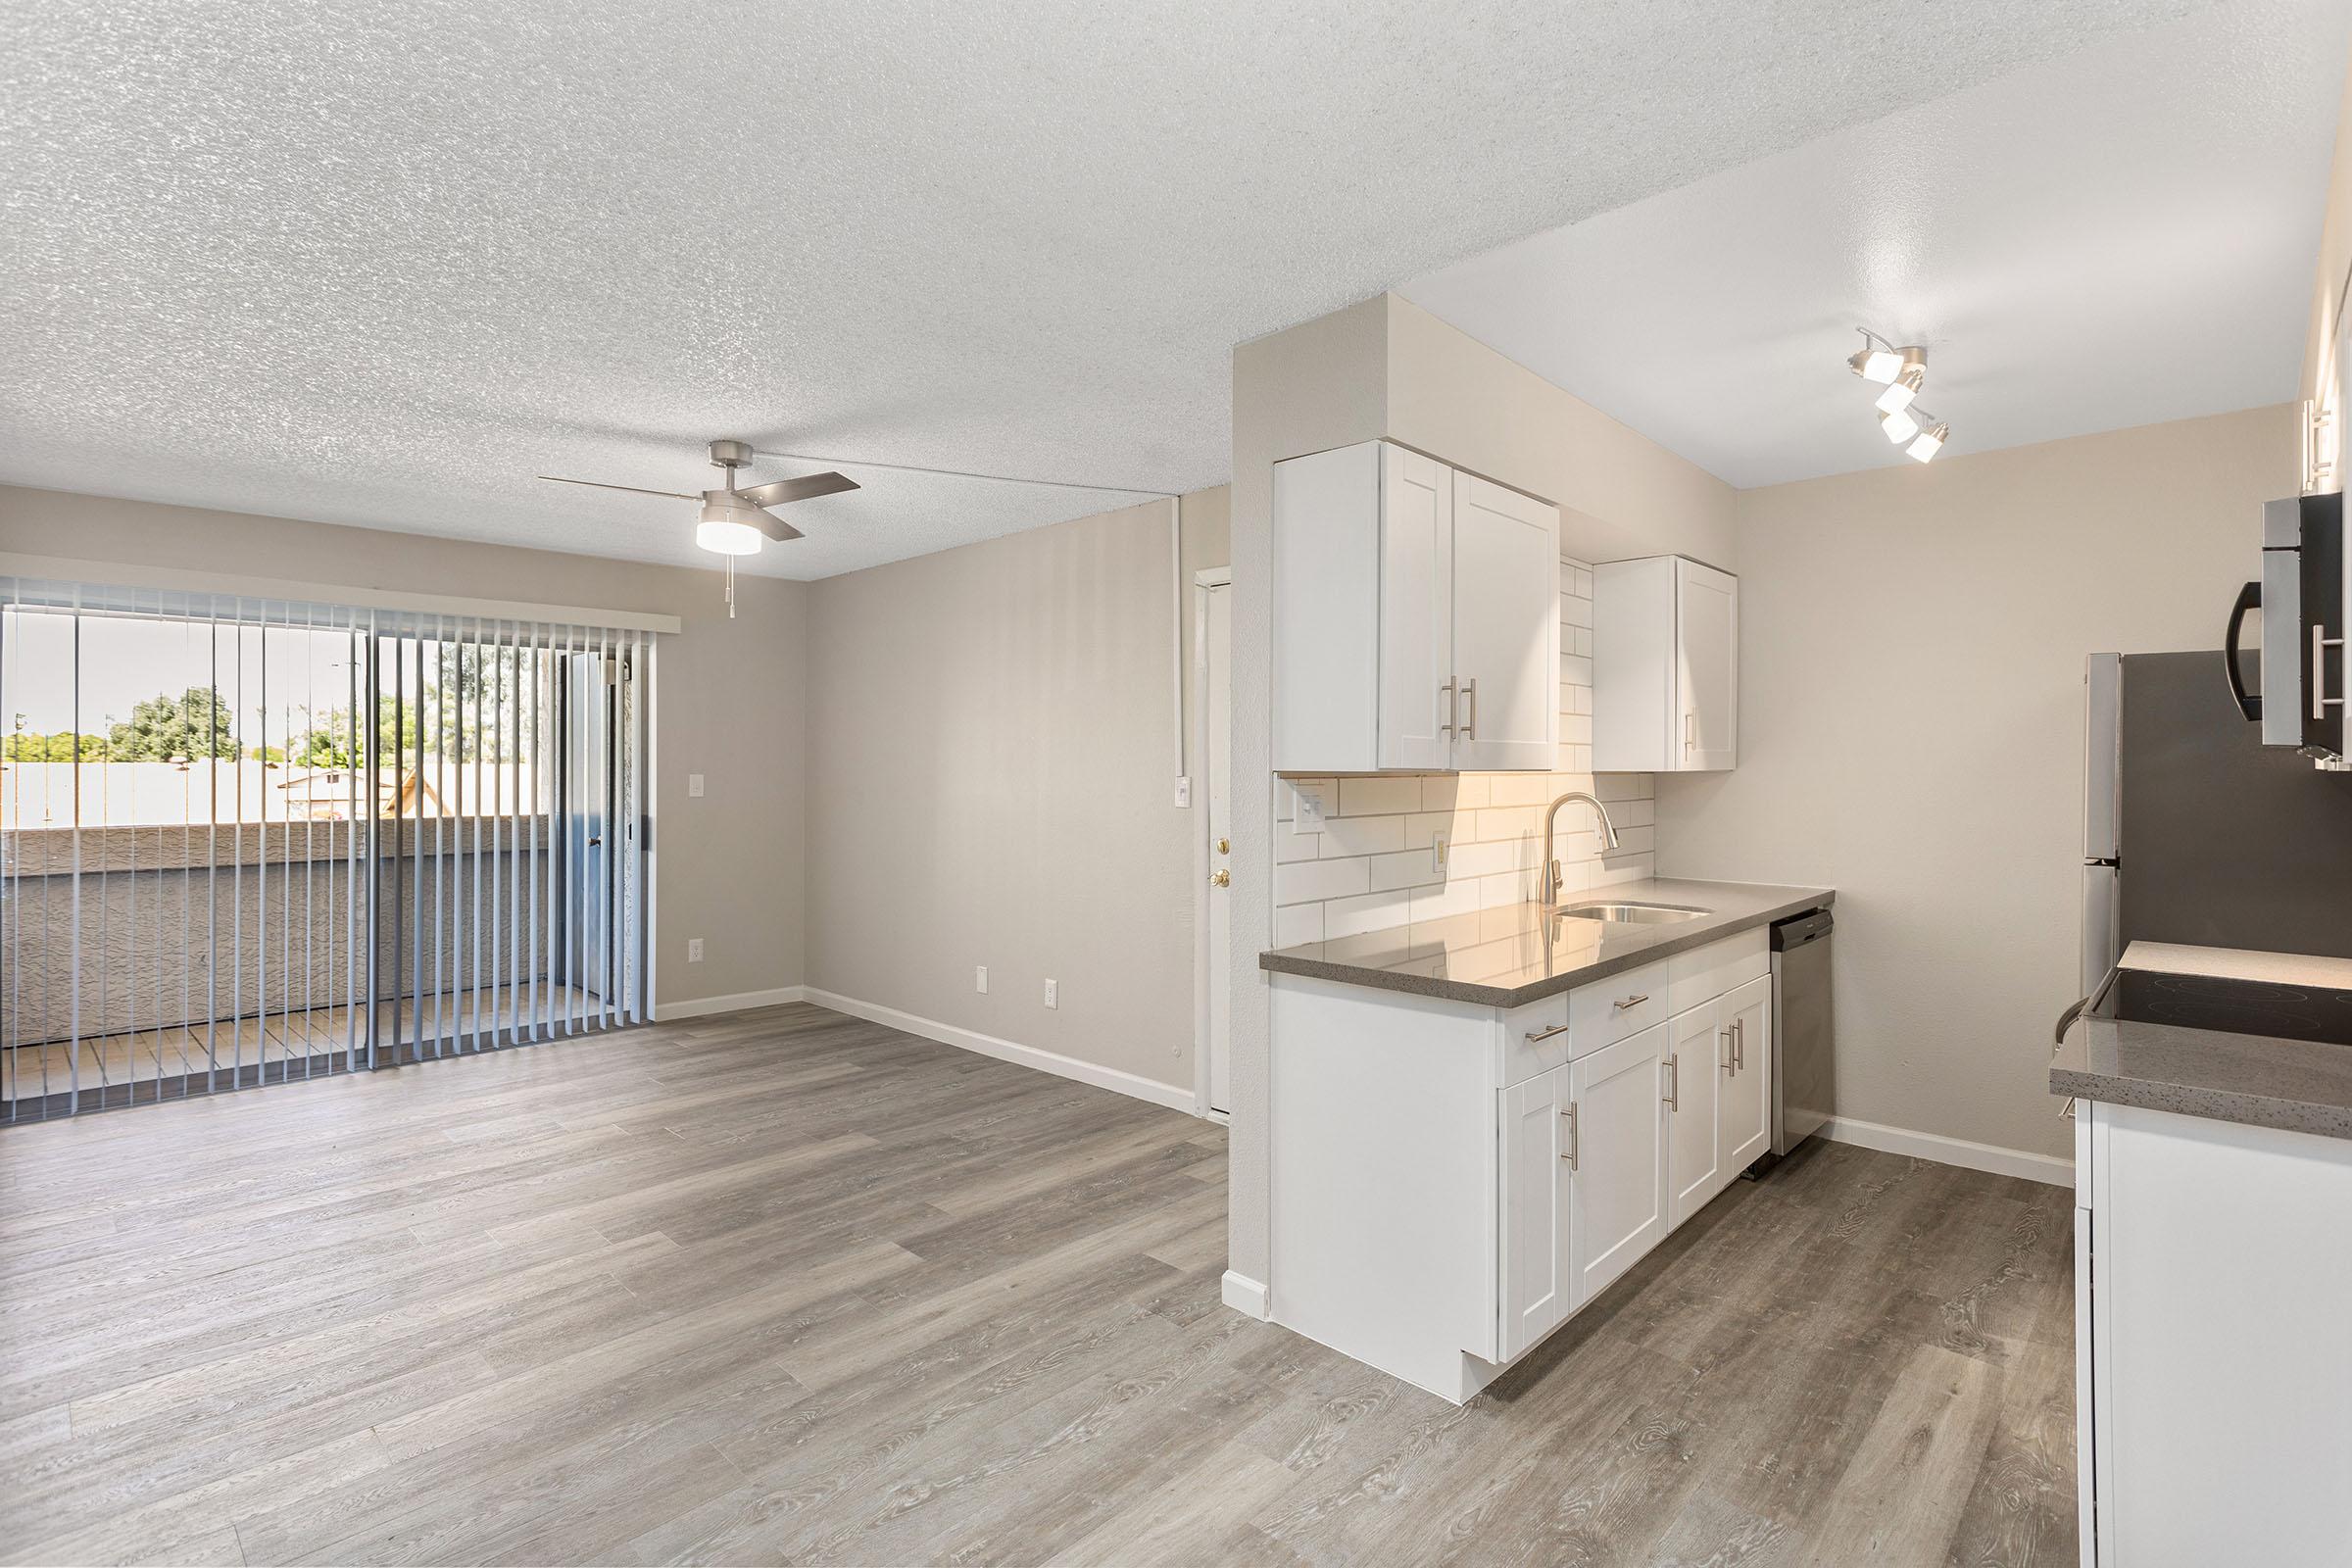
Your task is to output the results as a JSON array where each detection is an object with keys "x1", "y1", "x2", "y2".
[{"x1": 1553, "y1": 901, "x2": 1710, "y2": 924}]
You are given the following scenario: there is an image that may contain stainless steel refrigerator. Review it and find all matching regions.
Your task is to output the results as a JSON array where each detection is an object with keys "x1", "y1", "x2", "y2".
[{"x1": 2082, "y1": 650, "x2": 2352, "y2": 993}]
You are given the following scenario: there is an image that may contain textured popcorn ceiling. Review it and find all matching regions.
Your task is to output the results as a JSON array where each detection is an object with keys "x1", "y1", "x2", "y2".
[
  {"x1": 1400, "y1": 0, "x2": 2352, "y2": 488},
  {"x1": 2, "y1": 0, "x2": 2211, "y2": 578}
]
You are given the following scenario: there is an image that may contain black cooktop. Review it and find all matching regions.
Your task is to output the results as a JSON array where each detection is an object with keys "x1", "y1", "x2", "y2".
[{"x1": 2095, "y1": 967, "x2": 2352, "y2": 1048}]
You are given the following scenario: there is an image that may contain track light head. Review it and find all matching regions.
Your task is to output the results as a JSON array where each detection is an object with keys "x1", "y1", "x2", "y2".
[
  {"x1": 1906, "y1": 421, "x2": 1949, "y2": 464},
  {"x1": 1875, "y1": 365, "x2": 1924, "y2": 415},
  {"x1": 1881, "y1": 406, "x2": 1922, "y2": 445}
]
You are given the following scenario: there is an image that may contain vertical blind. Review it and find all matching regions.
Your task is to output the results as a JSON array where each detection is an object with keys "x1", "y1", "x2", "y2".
[{"x1": 0, "y1": 577, "x2": 653, "y2": 1123}]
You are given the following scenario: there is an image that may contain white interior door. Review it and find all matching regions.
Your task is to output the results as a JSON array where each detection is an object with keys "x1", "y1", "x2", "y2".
[
  {"x1": 1204, "y1": 581, "x2": 1233, "y2": 1115},
  {"x1": 1569, "y1": 1023, "x2": 1668, "y2": 1306},
  {"x1": 1720, "y1": 974, "x2": 1772, "y2": 1172},
  {"x1": 1450, "y1": 470, "x2": 1559, "y2": 770},
  {"x1": 1377, "y1": 445, "x2": 1453, "y2": 770},
  {"x1": 1676, "y1": 559, "x2": 1737, "y2": 770},
  {"x1": 1666, "y1": 1002, "x2": 1723, "y2": 1229}
]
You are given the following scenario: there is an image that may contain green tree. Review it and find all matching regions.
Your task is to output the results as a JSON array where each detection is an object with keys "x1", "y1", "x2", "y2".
[
  {"x1": 107, "y1": 687, "x2": 239, "y2": 761},
  {"x1": 5, "y1": 731, "x2": 111, "y2": 761}
]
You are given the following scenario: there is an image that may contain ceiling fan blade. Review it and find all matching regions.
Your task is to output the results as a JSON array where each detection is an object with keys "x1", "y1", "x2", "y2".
[
  {"x1": 537, "y1": 474, "x2": 701, "y2": 502},
  {"x1": 738, "y1": 471, "x2": 859, "y2": 509},
  {"x1": 750, "y1": 507, "x2": 804, "y2": 542}
]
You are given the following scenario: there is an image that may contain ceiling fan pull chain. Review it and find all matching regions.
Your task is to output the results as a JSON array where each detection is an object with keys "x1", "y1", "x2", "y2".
[{"x1": 725, "y1": 555, "x2": 736, "y2": 619}]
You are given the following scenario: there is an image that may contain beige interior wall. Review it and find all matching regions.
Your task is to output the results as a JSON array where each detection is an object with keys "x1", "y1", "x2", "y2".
[
  {"x1": 1383, "y1": 294, "x2": 1740, "y2": 568},
  {"x1": 1653, "y1": 404, "x2": 2299, "y2": 1162},
  {"x1": 0, "y1": 484, "x2": 810, "y2": 1011},
  {"x1": 802, "y1": 489, "x2": 1226, "y2": 1097}
]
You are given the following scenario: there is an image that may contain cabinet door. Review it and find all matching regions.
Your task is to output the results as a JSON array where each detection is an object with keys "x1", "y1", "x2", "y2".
[
  {"x1": 1377, "y1": 445, "x2": 1455, "y2": 770},
  {"x1": 1568, "y1": 1024, "x2": 1668, "y2": 1306},
  {"x1": 1666, "y1": 1002, "x2": 1723, "y2": 1230},
  {"x1": 1675, "y1": 559, "x2": 1737, "y2": 770},
  {"x1": 1719, "y1": 974, "x2": 1772, "y2": 1173},
  {"x1": 1496, "y1": 1065, "x2": 1571, "y2": 1361},
  {"x1": 1451, "y1": 470, "x2": 1559, "y2": 771}
]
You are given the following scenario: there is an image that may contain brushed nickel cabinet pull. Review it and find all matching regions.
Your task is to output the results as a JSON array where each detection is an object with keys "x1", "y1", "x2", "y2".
[
  {"x1": 1721, "y1": 1025, "x2": 1736, "y2": 1075},
  {"x1": 1664, "y1": 1054, "x2": 1680, "y2": 1110},
  {"x1": 2317, "y1": 623, "x2": 2346, "y2": 719},
  {"x1": 1523, "y1": 1021, "x2": 1571, "y2": 1045},
  {"x1": 1733, "y1": 1017, "x2": 1744, "y2": 1072},
  {"x1": 1439, "y1": 679, "x2": 1456, "y2": 738},
  {"x1": 1613, "y1": 993, "x2": 1649, "y2": 1010},
  {"x1": 1562, "y1": 1102, "x2": 1579, "y2": 1169},
  {"x1": 1462, "y1": 678, "x2": 1479, "y2": 740}
]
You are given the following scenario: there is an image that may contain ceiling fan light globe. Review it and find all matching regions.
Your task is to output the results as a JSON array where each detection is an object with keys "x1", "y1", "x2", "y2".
[{"x1": 696, "y1": 516, "x2": 762, "y2": 556}]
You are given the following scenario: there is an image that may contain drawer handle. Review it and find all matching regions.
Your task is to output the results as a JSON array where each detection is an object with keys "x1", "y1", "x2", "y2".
[
  {"x1": 1612, "y1": 993, "x2": 1649, "y2": 1010},
  {"x1": 1561, "y1": 1102, "x2": 1578, "y2": 1169},
  {"x1": 1721, "y1": 1025, "x2": 1736, "y2": 1075},
  {"x1": 1663, "y1": 1054, "x2": 1680, "y2": 1110},
  {"x1": 1733, "y1": 1017, "x2": 1744, "y2": 1072},
  {"x1": 1523, "y1": 1022, "x2": 1571, "y2": 1045}
]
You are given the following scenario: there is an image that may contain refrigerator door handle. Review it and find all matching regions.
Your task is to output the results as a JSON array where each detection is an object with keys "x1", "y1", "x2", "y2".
[{"x1": 2225, "y1": 579, "x2": 2263, "y2": 721}]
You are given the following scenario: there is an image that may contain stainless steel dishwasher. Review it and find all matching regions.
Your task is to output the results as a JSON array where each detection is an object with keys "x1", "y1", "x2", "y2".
[{"x1": 1769, "y1": 908, "x2": 1835, "y2": 1156}]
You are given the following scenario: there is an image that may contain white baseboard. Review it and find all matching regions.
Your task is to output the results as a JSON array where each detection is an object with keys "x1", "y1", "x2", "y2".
[
  {"x1": 1820, "y1": 1114, "x2": 2073, "y2": 1188},
  {"x1": 801, "y1": 989, "x2": 1199, "y2": 1116},
  {"x1": 654, "y1": 985, "x2": 808, "y2": 1021},
  {"x1": 1221, "y1": 1270, "x2": 1270, "y2": 1319}
]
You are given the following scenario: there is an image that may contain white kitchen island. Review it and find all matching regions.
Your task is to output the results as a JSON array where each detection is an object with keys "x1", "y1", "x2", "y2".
[{"x1": 1259, "y1": 877, "x2": 1832, "y2": 1403}]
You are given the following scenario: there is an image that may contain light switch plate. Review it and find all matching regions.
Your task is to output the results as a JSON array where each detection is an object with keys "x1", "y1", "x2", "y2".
[
  {"x1": 975, "y1": 965, "x2": 989, "y2": 995},
  {"x1": 1044, "y1": 979, "x2": 1059, "y2": 1009},
  {"x1": 687, "y1": 773, "x2": 706, "y2": 798},
  {"x1": 1172, "y1": 776, "x2": 1191, "y2": 808}
]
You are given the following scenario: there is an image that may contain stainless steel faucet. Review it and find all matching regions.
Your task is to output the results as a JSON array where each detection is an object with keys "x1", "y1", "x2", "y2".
[{"x1": 1541, "y1": 791, "x2": 1620, "y2": 906}]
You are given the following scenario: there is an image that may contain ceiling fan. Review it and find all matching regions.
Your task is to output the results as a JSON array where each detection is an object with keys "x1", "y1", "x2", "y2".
[{"x1": 537, "y1": 439, "x2": 859, "y2": 557}]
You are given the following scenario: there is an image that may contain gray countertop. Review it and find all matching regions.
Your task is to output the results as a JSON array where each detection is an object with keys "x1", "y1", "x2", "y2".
[
  {"x1": 2051, "y1": 945, "x2": 2352, "y2": 1141},
  {"x1": 1257, "y1": 877, "x2": 1835, "y2": 1008}
]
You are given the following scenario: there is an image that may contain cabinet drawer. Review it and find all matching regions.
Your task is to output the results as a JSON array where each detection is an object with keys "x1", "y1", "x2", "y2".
[
  {"x1": 1667, "y1": 929, "x2": 1768, "y2": 1013},
  {"x1": 1570, "y1": 959, "x2": 1670, "y2": 1053},
  {"x1": 1499, "y1": 992, "x2": 1572, "y2": 1086}
]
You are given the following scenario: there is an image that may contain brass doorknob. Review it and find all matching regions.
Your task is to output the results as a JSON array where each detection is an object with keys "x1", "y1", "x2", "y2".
[
  {"x1": 1211, "y1": 868, "x2": 1231, "y2": 887},
  {"x1": 1216, "y1": 837, "x2": 1230, "y2": 855}
]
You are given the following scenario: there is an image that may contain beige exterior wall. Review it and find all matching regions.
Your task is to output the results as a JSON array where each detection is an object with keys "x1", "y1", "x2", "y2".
[
  {"x1": 0, "y1": 483, "x2": 810, "y2": 1012},
  {"x1": 1654, "y1": 404, "x2": 2300, "y2": 1162},
  {"x1": 802, "y1": 489, "x2": 1226, "y2": 1098}
]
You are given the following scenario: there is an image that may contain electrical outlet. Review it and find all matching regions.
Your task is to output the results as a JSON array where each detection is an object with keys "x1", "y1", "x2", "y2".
[
  {"x1": 1043, "y1": 979, "x2": 1059, "y2": 1009},
  {"x1": 1294, "y1": 785, "x2": 1326, "y2": 833},
  {"x1": 975, "y1": 965, "x2": 989, "y2": 995},
  {"x1": 687, "y1": 937, "x2": 705, "y2": 963},
  {"x1": 688, "y1": 773, "x2": 706, "y2": 798}
]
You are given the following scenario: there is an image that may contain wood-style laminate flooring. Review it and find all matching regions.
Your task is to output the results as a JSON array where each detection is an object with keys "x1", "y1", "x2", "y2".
[{"x1": 0, "y1": 1002, "x2": 2077, "y2": 1566}]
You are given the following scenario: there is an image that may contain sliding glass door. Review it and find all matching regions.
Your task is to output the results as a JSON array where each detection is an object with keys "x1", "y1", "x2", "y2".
[{"x1": 0, "y1": 586, "x2": 651, "y2": 1123}]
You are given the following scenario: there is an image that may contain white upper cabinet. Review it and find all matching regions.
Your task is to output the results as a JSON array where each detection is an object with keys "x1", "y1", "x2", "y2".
[
  {"x1": 1451, "y1": 470, "x2": 1562, "y2": 771},
  {"x1": 1592, "y1": 555, "x2": 1739, "y2": 772},
  {"x1": 1273, "y1": 441, "x2": 1559, "y2": 773}
]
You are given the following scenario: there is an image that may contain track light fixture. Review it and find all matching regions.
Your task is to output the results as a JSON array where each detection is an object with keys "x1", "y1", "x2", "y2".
[{"x1": 1847, "y1": 327, "x2": 1947, "y2": 463}]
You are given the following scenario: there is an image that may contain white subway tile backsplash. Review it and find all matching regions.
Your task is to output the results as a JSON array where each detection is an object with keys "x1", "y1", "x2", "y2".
[
  {"x1": 1275, "y1": 828, "x2": 1323, "y2": 863},
  {"x1": 1274, "y1": 903, "x2": 1327, "y2": 947},
  {"x1": 1338, "y1": 776, "x2": 1422, "y2": 816},
  {"x1": 1274, "y1": 856, "x2": 1372, "y2": 906},
  {"x1": 1261, "y1": 553, "x2": 1663, "y2": 952},
  {"x1": 1324, "y1": 888, "x2": 1415, "y2": 940},
  {"x1": 1316, "y1": 813, "x2": 1408, "y2": 858}
]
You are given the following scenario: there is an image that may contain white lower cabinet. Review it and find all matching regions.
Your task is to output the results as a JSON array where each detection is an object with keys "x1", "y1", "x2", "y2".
[
  {"x1": 1665, "y1": 1004, "x2": 1722, "y2": 1229},
  {"x1": 1567, "y1": 1025, "x2": 1670, "y2": 1304},
  {"x1": 1719, "y1": 974, "x2": 1772, "y2": 1171},
  {"x1": 1268, "y1": 926, "x2": 1772, "y2": 1404},
  {"x1": 2073, "y1": 1100, "x2": 2352, "y2": 1566},
  {"x1": 1497, "y1": 1067, "x2": 1573, "y2": 1360}
]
